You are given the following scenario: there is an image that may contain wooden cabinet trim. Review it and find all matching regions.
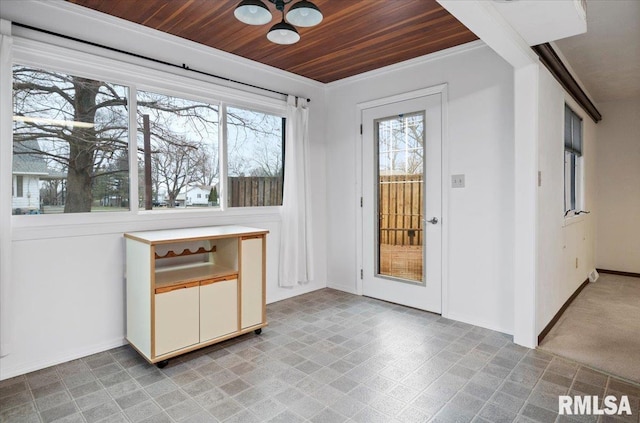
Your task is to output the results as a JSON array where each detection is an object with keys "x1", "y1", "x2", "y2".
[
  {"x1": 155, "y1": 281, "x2": 199, "y2": 294},
  {"x1": 200, "y1": 274, "x2": 238, "y2": 286}
]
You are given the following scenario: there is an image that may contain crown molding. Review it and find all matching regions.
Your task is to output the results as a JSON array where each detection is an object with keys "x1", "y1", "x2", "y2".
[{"x1": 326, "y1": 40, "x2": 486, "y2": 89}]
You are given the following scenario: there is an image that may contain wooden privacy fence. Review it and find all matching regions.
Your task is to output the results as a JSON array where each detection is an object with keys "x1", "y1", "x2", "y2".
[
  {"x1": 379, "y1": 174, "x2": 423, "y2": 246},
  {"x1": 228, "y1": 176, "x2": 283, "y2": 207}
]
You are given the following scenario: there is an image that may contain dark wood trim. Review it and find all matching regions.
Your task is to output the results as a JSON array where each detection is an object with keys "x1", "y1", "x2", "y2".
[
  {"x1": 538, "y1": 278, "x2": 589, "y2": 344},
  {"x1": 596, "y1": 269, "x2": 640, "y2": 279},
  {"x1": 532, "y1": 43, "x2": 602, "y2": 123}
]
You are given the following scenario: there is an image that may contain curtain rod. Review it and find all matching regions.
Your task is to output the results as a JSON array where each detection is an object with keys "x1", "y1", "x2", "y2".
[{"x1": 12, "y1": 22, "x2": 311, "y2": 103}]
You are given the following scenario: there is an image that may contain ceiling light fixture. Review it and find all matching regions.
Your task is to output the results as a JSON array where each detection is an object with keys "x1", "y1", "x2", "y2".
[{"x1": 234, "y1": 0, "x2": 323, "y2": 45}]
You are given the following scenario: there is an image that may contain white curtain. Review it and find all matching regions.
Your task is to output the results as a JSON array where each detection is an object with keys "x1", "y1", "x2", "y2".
[
  {"x1": 0, "y1": 24, "x2": 13, "y2": 357},
  {"x1": 279, "y1": 95, "x2": 314, "y2": 287}
]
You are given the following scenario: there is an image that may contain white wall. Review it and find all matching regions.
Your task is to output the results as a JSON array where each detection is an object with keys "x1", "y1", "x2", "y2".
[
  {"x1": 0, "y1": 1, "x2": 328, "y2": 379},
  {"x1": 595, "y1": 97, "x2": 640, "y2": 273},
  {"x1": 325, "y1": 43, "x2": 516, "y2": 334},
  {"x1": 536, "y1": 66, "x2": 597, "y2": 333}
]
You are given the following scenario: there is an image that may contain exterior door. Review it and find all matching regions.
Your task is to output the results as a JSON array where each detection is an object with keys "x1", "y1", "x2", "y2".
[{"x1": 362, "y1": 94, "x2": 442, "y2": 313}]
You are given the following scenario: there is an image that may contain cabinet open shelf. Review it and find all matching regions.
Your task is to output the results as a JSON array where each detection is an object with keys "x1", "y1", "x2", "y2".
[{"x1": 154, "y1": 263, "x2": 237, "y2": 289}]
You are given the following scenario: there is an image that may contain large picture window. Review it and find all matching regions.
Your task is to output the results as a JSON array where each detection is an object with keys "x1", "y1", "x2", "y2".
[
  {"x1": 11, "y1": 63, "x2": 285, "y2": 216},
  {"x1": 564, "y1": 104, "x2": 583, "y2": 215}
]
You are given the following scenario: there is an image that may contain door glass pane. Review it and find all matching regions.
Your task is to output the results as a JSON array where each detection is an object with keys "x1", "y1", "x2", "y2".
[{"x1": 376, "y1": 112, "x2": 424, "y2": 283}]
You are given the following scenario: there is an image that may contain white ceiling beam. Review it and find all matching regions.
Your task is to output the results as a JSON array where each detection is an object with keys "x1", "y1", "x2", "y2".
[{"x1": 437, "y1": 0, "x2": 538, "y2": 69}]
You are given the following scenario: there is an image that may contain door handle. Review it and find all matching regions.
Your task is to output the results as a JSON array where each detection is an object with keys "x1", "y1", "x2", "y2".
[{"x1": 427, "y1": 217, "x2": 438, "y2": 224}]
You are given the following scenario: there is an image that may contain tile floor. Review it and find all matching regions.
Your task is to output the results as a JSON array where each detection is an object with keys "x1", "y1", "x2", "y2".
[{"x1": 1, "y1": 288, "x2": 639, "y2": 423}]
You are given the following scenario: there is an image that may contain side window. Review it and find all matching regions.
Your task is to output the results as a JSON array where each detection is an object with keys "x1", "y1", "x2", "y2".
[
  {"x1": 12, "y1": 65, "x2": 130, "y2": 215},
  {"x1": 564, "y1": 104, "x2": 583, "y2": 216},
  {"x1": 226, "y1": 106, "x2": 284, "y2": 207}
]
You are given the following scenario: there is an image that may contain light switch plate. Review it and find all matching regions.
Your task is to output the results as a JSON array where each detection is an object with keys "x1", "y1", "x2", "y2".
[{"x1": 452, "y1": 174, "x2": 465, "y2": 188}]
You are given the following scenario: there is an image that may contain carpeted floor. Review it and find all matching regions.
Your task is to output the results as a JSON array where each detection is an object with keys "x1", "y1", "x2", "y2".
[{"x1": 539, "y1": 273, "x2": 640, "y2": 384}]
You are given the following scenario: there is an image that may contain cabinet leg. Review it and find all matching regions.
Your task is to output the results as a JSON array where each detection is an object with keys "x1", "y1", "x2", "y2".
[
  {"x1": 156, "y1": 360, "x2": 169, "y2": 369},
  {"x1": 254, "y1": 328, "x2": 262, "y2": 335}
]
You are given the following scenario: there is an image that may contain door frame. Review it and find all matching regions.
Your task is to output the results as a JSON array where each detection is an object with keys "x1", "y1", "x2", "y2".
[{"x1": 355, "y1": 84, "x2": 450, "y2": 317}]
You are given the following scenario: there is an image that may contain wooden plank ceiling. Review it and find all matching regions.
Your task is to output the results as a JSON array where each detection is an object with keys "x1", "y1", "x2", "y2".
[{"x1": 66, "y1": 0, "x2": 478, "y2": 83}]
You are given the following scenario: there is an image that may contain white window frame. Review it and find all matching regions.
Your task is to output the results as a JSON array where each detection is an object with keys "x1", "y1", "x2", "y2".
[{"x1": 9, "y1": 35, "x2": 287, "y2": 233}]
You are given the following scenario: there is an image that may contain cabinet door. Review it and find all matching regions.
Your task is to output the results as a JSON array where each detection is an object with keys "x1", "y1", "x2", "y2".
[
  {"x1": 155, "y1": 285, "x2": 199, "y2": 356},
  {"x1": 241, "y1": 237, "x2": 264, "y2": 329},
  {"x1": 200, "y1": 279, "x2": 238, "y2": 342}
]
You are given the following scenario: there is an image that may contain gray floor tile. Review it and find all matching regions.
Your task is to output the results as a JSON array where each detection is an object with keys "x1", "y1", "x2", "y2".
[
  {"x1": 267, "y1": 409, "x2": 305, "y2": 423},
  {"x1": 329, "y1": 376, "x2": 359, "y2": 393},
  {"x1": 220, "y1": 378, "x2": 250, "y2": 396},
  {"x1": 0, "y1": 380, "x2": 28, "y2": 399},
  {"x1": 449, "y1": 391, "x2": 487, "y2": 415},
  {"x1": 489, "y1": 390, "x2": 526, "y2": 414},
  {"x1": 144, "y1": 378, "x2": 178, "y2": 398},
  {"x1": 180, "y1": 410, "x2": 218, "y2": 423},
  {"x1": 6, "y1": 289, "x2": 637, "y2": 423},
  {"x1": 247, "y1": 397, "x2": 287, "y2": 421},
  {"x1": 124, "y1": 400, "x2": 163, "y2": 423},
  {"x1": 75, "y1": 389, "x2": 111, "y2": 411},
  {"x1": 35, "y1": 390, "x2": 72, "y2": 412},
  {"x1": 157, "y1": 389, "x2": 189, "y2": 408},
  {"x1": 233, "y1": 386, "x2": 266, "y2": 408},
  {"x1": 478, "y1": 402, "x2": 517, "y2": 423},
  {"x1": 330, "y1": 395, "x2": 367, "y2": 418},
  {"x1": 432, "y1": 403, "x2": 475, "y2": 423},
  {"x1": 207, "y1": 397, "x2": 243, "y2": 421},
  {"x1": 0, "y1": 402, "x2": 39, "y2": 423},
  {"x1": 82, "y1": 400, "x2": 120, "y2": 423},
  {"x1": 351, "y1": 405, "x2": 390, "y2": 423},
  {"x1": 138, "y1": 412, "x2": 172, "y2": 423},
  {"x1": 0, "y1": 390, "x2": 33, "y2": 412},
  {"x1": 32, "y1": 381, "x2": 66, "y2": 399},
  {"x1": 165, "y1": 398, "x2": 203, "y2": 421},
  {"x1": 68, "y1": 380, "x2": 102, "y2": 399},
  {"x1": 115, "y1": 389, "x2": 149, "y2": 409},
  {"x1": 309, "y1": 407, "x2": 347, "y2": 423},
  {"x1": 520, "y1": 402, "x2": 559, "y2": 423}
]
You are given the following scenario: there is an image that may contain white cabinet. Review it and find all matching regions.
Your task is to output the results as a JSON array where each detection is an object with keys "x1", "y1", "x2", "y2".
[
  {"x1": 155, "y1": 284, "x2": 199, "y2": 356},
  {"x1": 200, "y1": 277, "x2": 238, "y2": 342},
  {"x1": 124, "y1": 226, "x2": 268, "y2": 365},
  {"x1": 241, "y1": 236, "x2": 264, "y2": 329}
]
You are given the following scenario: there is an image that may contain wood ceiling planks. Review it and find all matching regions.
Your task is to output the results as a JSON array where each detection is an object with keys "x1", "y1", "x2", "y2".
[{"x1": 67, "y1": 0, "x2": 478, "y2": 83}]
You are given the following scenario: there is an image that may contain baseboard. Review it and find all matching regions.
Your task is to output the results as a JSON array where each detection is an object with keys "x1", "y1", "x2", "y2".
[
  {"x1": 596, "y1": 268, "x2": 640, "y2": 279},
  {"x1": 445, "y1": 312, "x2": 513, "y2": 336},
  {"x1": 538, "y1": 278, "x2": 589, "y2": 344},
  {"x1": 0, "y1": 337, "x2": 126, "y2": 381},
  {"x1": 326, "y1": 282, "x2": 358, "y2": 295},
  {"x1": 266, "y1": 283, "x2": 327, "y2": 304}
]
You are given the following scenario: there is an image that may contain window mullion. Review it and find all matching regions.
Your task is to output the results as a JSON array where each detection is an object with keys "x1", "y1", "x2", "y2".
[
  {"x1": 219, "y1": 103, "x2": 228, "y2": 211},
  {"x1": 129, "y1": 86, "x2": 139, "y2": 214}
]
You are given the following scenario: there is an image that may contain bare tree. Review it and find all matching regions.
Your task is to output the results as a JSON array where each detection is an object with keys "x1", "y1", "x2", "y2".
[
  {"x1": 227, "y1": 108, "x2": 283, "y2": 177},
  {"x1": 151, "y1": 135, "x2": 207, "y2": 207},
  {"x1": 379, "y1": 114, "x2": 424, "y2": 175}
]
